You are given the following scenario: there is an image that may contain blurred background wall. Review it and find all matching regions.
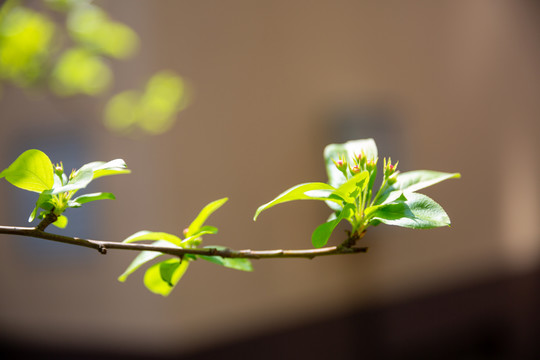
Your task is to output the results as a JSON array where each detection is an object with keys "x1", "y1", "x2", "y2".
[{"x1": 1, "y1": 0, "x2": 539, "y2": 358}]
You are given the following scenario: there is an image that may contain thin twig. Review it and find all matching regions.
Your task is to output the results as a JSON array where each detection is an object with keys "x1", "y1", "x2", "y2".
[{"x1": 0, "y1": 225, "x2": 367, "y2": 260}]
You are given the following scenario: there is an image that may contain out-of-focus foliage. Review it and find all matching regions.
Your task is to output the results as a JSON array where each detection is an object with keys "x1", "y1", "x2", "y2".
[
  {"x1": 51, "y1": 47, "x2": 111, "y2": 95},
  {"x1": 67, "y1": 4, "x2": 138, "y2": 59},
  {"x1": 0, "y1": 0, "x2": 188, "y2": 136},
  {"x1": 0, "y1": 3, "x2": 56, "y2": 86},
  {"x1": 105, "y1": 71, "x2": 190, "y2": 135}
]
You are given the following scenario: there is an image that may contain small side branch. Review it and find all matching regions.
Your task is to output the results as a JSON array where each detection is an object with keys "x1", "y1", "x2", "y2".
[{"x1": 0, "y1": 225, "x2": 367, "y2": 260}]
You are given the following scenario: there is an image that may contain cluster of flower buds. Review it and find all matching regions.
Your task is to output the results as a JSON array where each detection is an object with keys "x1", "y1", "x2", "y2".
[
  {"x1": 351, "y1": 151, "x2": 378, "y2": 176},
  {"x1": 333, "y1": 151, "x2": 381, "y2": 179},
  {"x1": 383, "y1": 157, "x2": 399, "y2": 184}
]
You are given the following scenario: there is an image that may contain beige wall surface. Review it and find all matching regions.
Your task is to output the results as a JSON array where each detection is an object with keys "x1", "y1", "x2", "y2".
[{"x1": 0, "y1": 0, "x2": 539, "y2": 355}]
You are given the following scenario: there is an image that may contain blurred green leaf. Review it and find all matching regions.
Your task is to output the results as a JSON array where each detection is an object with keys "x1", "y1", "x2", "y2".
[
  {"x1": 0, "y1": 149, "x2": 54, "y2": 193},
  {"x1": 50, "y1": 47, "x2": 111, "y2": 96},
  {"x1": 67, "y1": 4, "x2": 138, "y2": 59},
  {"x1": 0, "y1": 5, "x2": 55, "y2": 86},
  {"x1": 104, "y1": 71, "x2": 188, "y2": 135}
]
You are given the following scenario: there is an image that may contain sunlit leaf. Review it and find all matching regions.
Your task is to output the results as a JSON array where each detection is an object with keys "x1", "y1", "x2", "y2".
[
  {"x1": 311, "y1": 204, "x2": 354, "y2": 248},
  {"x1": 122, "y1": 230, "x2": 182, "y2": 247},
  {"x1": 47, "y1": 168, "x2": 93, "y2": 195},
  {"x1": 185, "y1": 198, "x2": 228, "y2": 237},
  {"x1": 78, "y1": 159, "x2": 130, "y2": 179},
  {"x1": 369, "y1": 193, "x2": 451, "y2": 228},
  {"x1": 118, "y1": 239, "x2": 173, "y2": 282},
  {"x1": 52, "y1": 215, "x2": 68, "y2": 228},
  {"x1": 0, "y1": 149, "x2": 54, "y2": 192},
  {"x1": 376, "y1": 170, "x2": 461, "y2": 205},
  {"x1": 334, "y1": 170, "x2": 369, "y2": 203},
  {"x1": 28, "y1": 192, "x2": 53, "y2": 222},
  {"x1": 72, "y1": 192, "x2": 115, "y2": 205},
  {"x1": 254, "y1": 183, "x2": 341, "y2": 221},
  {"x1": 143, "y1": 258, "x2": 189, "y2": 296},
  {"x1": 199, "y1": 246, "x2": 253, "y2": 271}
]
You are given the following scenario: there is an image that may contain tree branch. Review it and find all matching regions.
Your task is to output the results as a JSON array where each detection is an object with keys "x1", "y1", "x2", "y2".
[{"x1": 0, "y1": 225, "x2": 367, "y2": 259}]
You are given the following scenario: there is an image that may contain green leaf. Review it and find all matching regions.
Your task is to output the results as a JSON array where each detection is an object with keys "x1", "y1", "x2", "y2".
[
  {"x1": 72, "y1": 192, "x2": 115, "y2": 205},
  {"x1": 52, "y1": 215, "x2": 68, "y2": 228},
  {"x1": 334, "y1": 170, "x2": 369, "y2": 202},
  {"x1": 0, "y1": 149, "x2": 54, "y2": 193},
  {"x1": 185, "y1": 198, "x2": 228, "y2": 237},
  {"x1": 376, "y1": 170, "x2": 461, "y2": 205},
  {"x1": 181, "y1": 226, "x2": 219, "y2": 246},
  {"x1": 78, "y1": 159, "x2": 130, "y2": 179},
  {"x1": 122, "y1": 230, "x2": 182, "y2": 247},
  {"x1": 48, "y1": 169, "x2": 94, "y2": 195},
  {"x1": 159, "y1": 259, "x2": 182, "y2": 286},
  {"x1": 369, "y1": 193, "x2": 451, "y2": 228},
  {"x1": 118, "y1": 239, "x2": 173, "y2": 282},
  {"x1": 324, "y1": 139, "x2": 378, "y2": 188},
  {"x1": 144, "y1": 258, "x2": 189, "y2": 296},
  {"x1": 28, "y1": 192, "x2": 54, "y2": 222},
  {"x1": 254, "y1": 183, "x2": 340, "y2": 220},
  {"x1": 311, "y1": 204, "x2": 354, "y2": 248},
  {"x1": 199, "y1": 246, "x2": 253, "y2": 271}
]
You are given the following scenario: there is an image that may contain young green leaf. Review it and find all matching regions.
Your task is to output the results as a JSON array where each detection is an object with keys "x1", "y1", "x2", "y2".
[
  {"x1": 28, "y1": 193, "x2": 54, "y2": 222},
  {"x1": 376, "y1": 170, "x2": 461, "y2": 205},
  {"x1": 122, "y1": 231, "x2": 183, "y2": 247},
  {"x1": 311, "y1": 204, "x2": 354, "y2": 248},
  {"x1": 72, "y1": 192, "x2": 116, "y2": 205},
  {"x1": 52, "y1": 215, "x2": 68, "y2": 228},
  {"x1": 181, "y1": 226, "x2": 219, "y2": 246},
  {"x1": 199, "y1": 246, "x2": 253, "y2": 271},
  {"x1": 334, "y1": 170, "x2": 369, "y2": 203},
  {"x1": 118, "y1": 239, "x2": 173, "y2": 282},
  {"x1": 48, "y1": 169, "x2": 94, "y2": 195},
  {"x1": 254, "y1": 183, "x2": 341, "y2": 220},
  {"x1": 144, "y1": 258, "x2": 189, "y2": 296},
  {"x1": 369, "y1": 193, "x2": 451, "y2": 229},
  {"x1": 324, "y1": 139, "x2": 378, "y2": 188},
  {"x1": 0, "y1": 149, "x2": 54, "y2": 193},
  {"x1": 185, "y1": 198, "x2": 228, "y2": 237},
  {"x1": 78, "y1": 159, "x2": 131, "y2": 179}
]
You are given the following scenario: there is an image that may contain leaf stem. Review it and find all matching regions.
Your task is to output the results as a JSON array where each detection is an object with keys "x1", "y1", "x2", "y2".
[{"x1": 0, "y1": 225, "x2": 367, "y2": 260}]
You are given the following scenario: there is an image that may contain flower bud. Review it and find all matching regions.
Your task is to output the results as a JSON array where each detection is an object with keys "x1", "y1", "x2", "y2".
[
  {"x1": 54, "y1": 162, "x2": 64, "y2": 177},
  {"x1": 384, "y1": 158, "x2": 398, "y2": 178},
  {"x1": 350, "y1": 165, "x2": 361, "y2": 175},
  {"x1": 366, "y1": 158, "x2": 377, "y2": 172},
  {"x1": 183, "y1": 228, "x2": 189, "y2": 237},
  {"x1": 333, "y1": 157, "x2": 347, "y2": 172}
]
